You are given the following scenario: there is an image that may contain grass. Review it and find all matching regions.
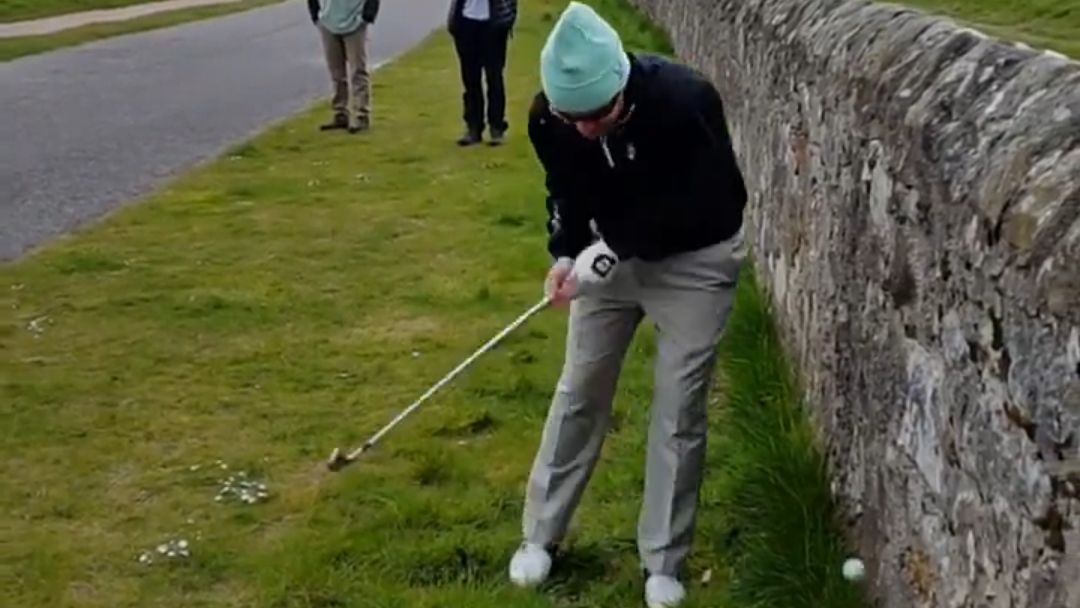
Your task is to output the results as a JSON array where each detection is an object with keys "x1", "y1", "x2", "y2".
[
  {"x1": 1, "y1": 0, "x2": 174, "y2": 23},
  {"x1": 0, "y1": 0, "x2": 865, "y2": 607},
  {"x1": 0, "y1": 0, "x2": 281, "y2": 62},
  {"x1": 899, "y1": 0, "x2": 1080, "y2": 57},
  {"x1": 705, "y1": 268, "x2": 864, "y2": 608}
]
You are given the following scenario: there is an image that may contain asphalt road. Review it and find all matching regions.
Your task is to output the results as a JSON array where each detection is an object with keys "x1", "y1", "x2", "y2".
[{"x1": 0, "y1": 0, "x2": 449, "y2": 262}]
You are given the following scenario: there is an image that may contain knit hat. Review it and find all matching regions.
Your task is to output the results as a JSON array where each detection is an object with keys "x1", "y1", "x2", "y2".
[{"x1": 540, "y1": 2, "x2": 631, "y2": 114}]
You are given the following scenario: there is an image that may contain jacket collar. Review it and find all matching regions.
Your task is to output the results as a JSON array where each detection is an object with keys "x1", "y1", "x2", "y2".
[{"x1": 610, "y1": 53, "x2": 645, "y2": 131}]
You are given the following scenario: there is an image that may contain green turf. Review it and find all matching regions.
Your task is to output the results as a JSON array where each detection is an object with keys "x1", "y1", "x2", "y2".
[
  {"x1": 0, "y1": 1, "x2": 867, "y2": 607},
  {"x1": 0, "y1": 0, "x2": 281, "y2": 62},
  {"x1": 0, "y1": 0, "x2": 181, "y2": 23},
  {"x1": 897, "y1": 0, "x2": 1079, "y2": 57}
]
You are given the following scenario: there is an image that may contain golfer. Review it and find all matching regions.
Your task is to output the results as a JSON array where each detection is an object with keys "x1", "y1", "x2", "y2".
[{"x1": 508, "y1": 3, "x2": 749, "y2": 607}]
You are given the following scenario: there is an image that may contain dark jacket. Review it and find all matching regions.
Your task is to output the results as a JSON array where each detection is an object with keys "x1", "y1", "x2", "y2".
[
  {"x1": 307, "y1": 0, "x2": 380, "y2": 26},
  {"x1": 447, "y1": 0, "x2": 517, "y2": 33},
  {"x1": 528, "y1": 53, "x2": 748, "y2": 263}
]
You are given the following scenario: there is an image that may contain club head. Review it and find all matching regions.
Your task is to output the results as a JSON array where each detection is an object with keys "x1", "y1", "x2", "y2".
[{"x1": 325, "y1": 447, "x2": 352, "y2": 472}]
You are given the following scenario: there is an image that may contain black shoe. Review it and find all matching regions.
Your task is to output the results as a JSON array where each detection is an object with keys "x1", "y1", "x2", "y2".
[
  {"x1": 348, "y1": 118, "x2": 370, "y2": 134},
  {"x1": 488, "y1": 129, "x2": 506, "y2": 146},
  {"x1": 320, "y1": 114, "x2": 349, "y2": 131},
  {"x1": 457, "y1": 129, "x2": 482, "y2": 147}
]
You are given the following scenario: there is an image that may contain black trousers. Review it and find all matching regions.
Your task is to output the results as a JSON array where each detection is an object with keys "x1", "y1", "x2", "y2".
[{"x1": 452, "y1": 18, "x2": 510, "y2": 133}]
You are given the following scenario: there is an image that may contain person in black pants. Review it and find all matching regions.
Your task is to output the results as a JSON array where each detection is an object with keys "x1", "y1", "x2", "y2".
[{"x1": 447, "y1": 0, "x2": 517, "y2": 146}]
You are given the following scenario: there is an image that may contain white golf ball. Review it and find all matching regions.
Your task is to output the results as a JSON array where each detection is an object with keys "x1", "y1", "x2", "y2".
[{"x1": 842, "y1": 558, "x2": 865, "y2": 581}]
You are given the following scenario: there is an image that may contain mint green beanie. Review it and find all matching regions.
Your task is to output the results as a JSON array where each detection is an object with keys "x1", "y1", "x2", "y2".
[{"x1": 540, "y1": 2, "x2": 631, "y2": 114}]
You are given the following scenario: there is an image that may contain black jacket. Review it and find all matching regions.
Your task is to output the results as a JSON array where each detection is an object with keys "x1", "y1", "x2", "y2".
[
  {"x1": 447, "y1": 0, "x2": 517, "y2": 32},
  {"x1": 528, "y1": 53, "x2": 747, "y2": 262},
  {"x1": 307, "y1": 0, "x2": 380, "y2": 25}
]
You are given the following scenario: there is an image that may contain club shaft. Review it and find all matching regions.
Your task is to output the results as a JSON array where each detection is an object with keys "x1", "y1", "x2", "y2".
[{"x1": 345, "y1": 296, "x2": 550, "y2": 460}]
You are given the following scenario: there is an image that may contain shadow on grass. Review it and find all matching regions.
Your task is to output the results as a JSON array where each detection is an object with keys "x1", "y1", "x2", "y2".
[{"x1": 542, "y1": 538, "x2": 636, "y2": 601}]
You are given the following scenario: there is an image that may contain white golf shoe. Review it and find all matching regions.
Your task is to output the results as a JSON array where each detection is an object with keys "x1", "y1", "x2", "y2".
[
  {"x1": 508, "y1": 542, "x2": 552, "y2": 587},
  {"x1": 645, "y1": 574, "x2": 686, "y2": 608}
]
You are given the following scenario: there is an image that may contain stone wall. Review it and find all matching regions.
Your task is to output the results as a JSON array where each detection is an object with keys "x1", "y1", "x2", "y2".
[{"x1": 628, "y1": 1, "x2": 1080, "y2": 606}]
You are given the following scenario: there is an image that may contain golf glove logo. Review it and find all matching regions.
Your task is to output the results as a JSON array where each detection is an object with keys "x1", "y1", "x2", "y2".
[{"x1": 573, "y1": 240, "x2": 619, "y2": 293}]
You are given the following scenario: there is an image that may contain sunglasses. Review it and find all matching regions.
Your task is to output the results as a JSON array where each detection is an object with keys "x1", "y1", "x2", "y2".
[{"x1": 551, "y1": 93, "x2": 622, "y2": 124}]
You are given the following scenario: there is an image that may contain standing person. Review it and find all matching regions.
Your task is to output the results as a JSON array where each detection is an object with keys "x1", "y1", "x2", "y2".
[
  {"x1": 447, "y1": 0, "x2": 517, "y2": 146},
  {"x1": 308, "y1": 0, "x2": 380, "y2": 133},
  {"x1": 507, "y1": 3, "x2": 749, "y2": 607}
]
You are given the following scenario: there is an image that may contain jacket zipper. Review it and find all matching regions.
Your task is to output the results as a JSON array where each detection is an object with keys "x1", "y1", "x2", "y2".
[
  {"x1": 598, "y1": 104, "x2": 635, "y2": 169},
  {"x1": 600, "y1": 136, "x2": 615, "y2": 168}
]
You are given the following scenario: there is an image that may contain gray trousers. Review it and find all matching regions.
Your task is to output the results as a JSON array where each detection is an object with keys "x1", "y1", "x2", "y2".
[
  {"x1": 522, "y1": 231, "x2": 746, "y2": 576},
  {"x1": 318, "y1": 24, "x2": 370, "y2": 125}
]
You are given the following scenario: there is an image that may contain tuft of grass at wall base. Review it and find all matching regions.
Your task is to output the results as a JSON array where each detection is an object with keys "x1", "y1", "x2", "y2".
[{"x1": 708, "y1": 264, "x2": 867, "y2": 608}]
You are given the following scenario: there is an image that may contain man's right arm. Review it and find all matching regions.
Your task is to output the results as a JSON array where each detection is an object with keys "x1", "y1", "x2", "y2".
[
  {"x1": 527, "y1": 97, "x2": 592, "y2": 262},
  {"x1": 361, "y1": 0, "x2": 380, "y2": 23},
  {"x1": 307, "y1": 0, "x2": 319, "y2": 23}
]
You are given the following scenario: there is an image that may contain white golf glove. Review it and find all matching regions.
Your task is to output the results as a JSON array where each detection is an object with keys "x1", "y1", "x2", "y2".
[{"x1": 571, "y1": 240, "x2": 619, "y2": 294}]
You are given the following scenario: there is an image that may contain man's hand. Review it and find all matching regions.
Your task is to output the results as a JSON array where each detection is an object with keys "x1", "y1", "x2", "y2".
[
  {"x1": 544, "y1": 257, "x2": 577, "y2": 308},
  {"x1": 544, "y1": 241, "x2": 620, "y2": 308}
]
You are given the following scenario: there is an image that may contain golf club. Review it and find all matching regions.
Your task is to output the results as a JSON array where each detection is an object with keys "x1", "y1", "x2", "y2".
[{"x1": 326, "y1": 295, "x2": 552, "y2": 472}]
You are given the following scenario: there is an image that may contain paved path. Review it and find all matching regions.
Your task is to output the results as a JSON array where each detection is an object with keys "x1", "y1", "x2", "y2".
[
  {"x1": 0, "y1": 0, "x2": 248, "y2": 38},
  {"x1": 0, "y1": 0, "x2": 448, "y2": 262}
]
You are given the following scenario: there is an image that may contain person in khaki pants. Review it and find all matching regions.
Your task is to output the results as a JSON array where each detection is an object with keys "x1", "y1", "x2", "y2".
[
  {"x1": 308, "y1": 0, "x2": 380, "y2": 133},
  {"x1": 507, "y1": 4, "x2": 749, "y2": 608}
]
